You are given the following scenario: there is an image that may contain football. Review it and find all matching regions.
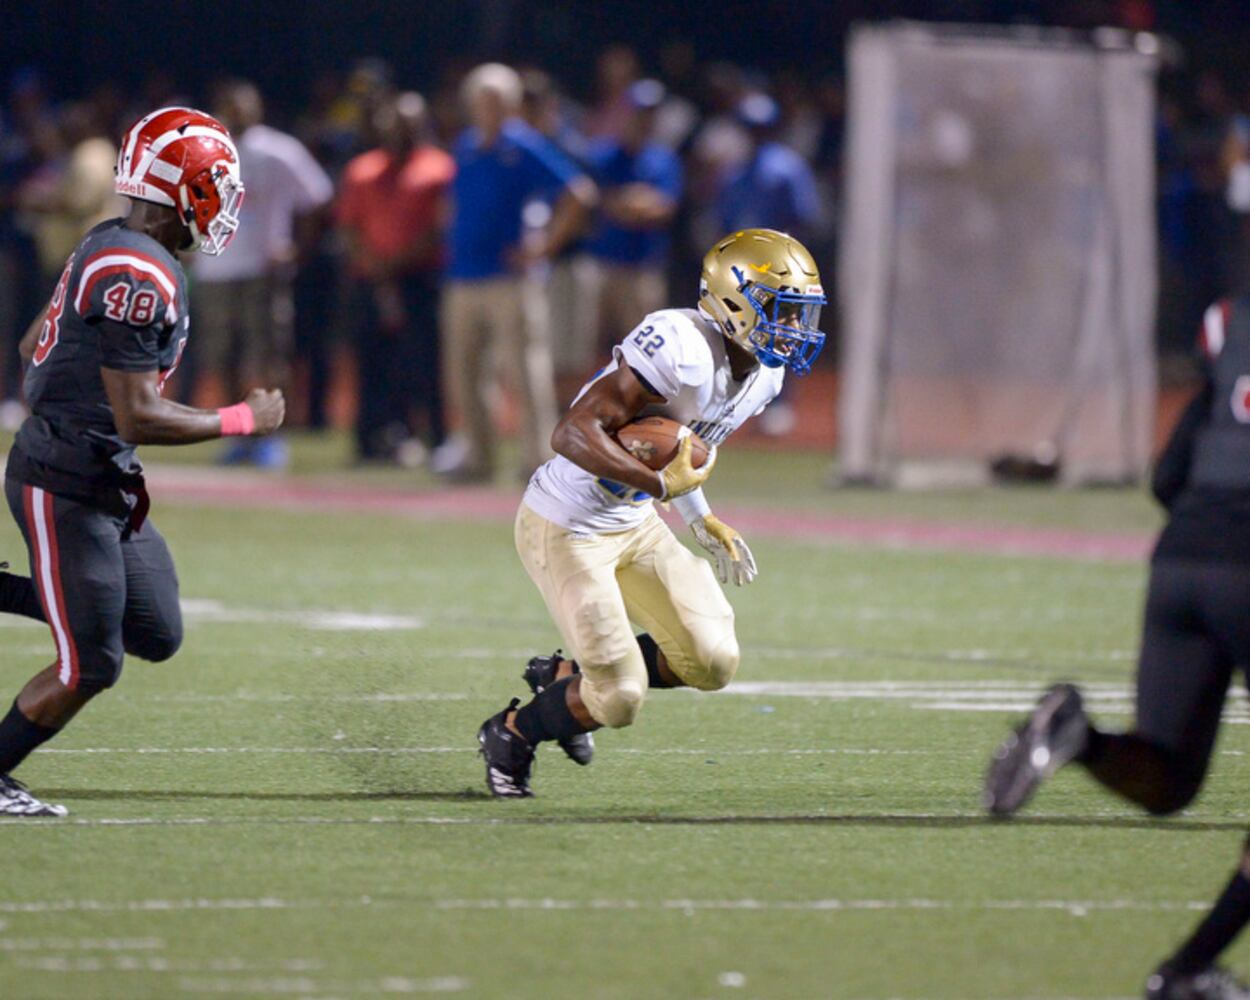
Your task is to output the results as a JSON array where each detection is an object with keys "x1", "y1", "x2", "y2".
[{"x1": 613, "y1": 416, "x2": 710, "y2": 471}]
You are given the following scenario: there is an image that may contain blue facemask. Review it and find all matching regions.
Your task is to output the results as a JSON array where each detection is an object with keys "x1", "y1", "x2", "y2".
[{"x1": 733, "y1": 267, "x2": 827, "y2": 375}]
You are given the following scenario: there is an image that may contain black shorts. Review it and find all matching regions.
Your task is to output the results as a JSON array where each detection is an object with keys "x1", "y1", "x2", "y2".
[
  {"x1": 1135, "y1": 559, "x2": 1250, "y2": 785},
  {"x1": 5, "y1": 475, "x2": 182, "y2": 692}
]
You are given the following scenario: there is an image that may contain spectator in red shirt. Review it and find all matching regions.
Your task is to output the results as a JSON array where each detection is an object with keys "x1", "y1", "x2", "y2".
[{"x1": 338, "y1": 92, "x2": 455, "y2": 464}]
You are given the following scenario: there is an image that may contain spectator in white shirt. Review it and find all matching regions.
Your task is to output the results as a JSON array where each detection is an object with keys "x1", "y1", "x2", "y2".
[{"x1": 192, "y1": 79, "x2": 334, "y2": 467}]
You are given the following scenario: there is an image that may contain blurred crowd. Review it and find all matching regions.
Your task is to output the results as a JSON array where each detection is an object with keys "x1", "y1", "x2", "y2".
[
  {"x1": 1, "y1": 30, "x2": 1247, "y2": 473},
  {"x1": 1157, "y1": 68, "x2": 1250, "y2": 369},
  {"x1": 0, "y1": 47, "x2": 841, "y2": 476}
]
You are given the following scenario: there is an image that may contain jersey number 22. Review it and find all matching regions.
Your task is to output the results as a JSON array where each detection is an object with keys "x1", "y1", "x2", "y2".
[{"x1": 632, "y1": 325, "x2": 665, "y2": 358}]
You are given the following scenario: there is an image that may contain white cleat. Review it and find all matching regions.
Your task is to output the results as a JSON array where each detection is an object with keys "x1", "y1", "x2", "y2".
[{"x1": 0, "y1": 774, "x2": 67, "y2": 817}]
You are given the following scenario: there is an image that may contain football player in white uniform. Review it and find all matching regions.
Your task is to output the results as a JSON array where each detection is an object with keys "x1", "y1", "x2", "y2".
[{"x1": 477, "y1": 228, "x2": 826, "y2": 797}]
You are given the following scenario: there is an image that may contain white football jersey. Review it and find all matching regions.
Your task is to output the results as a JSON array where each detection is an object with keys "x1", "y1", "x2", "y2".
[{"x1": 523, "y1": 307, "x2": 784, "y2": 533}]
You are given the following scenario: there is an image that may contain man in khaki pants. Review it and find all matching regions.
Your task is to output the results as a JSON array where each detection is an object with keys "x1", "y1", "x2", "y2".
[
  {"x1": 477, "y1": 228, "x2": 828, "y2": 797},
  {"x1": 437, "y1": 64, "x2": 597, "y2": 482}
]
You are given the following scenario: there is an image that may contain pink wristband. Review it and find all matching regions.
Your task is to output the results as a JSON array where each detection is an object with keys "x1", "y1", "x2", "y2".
[{"x1": 217, "y1": 402, "x2": 255, "y2": 437}]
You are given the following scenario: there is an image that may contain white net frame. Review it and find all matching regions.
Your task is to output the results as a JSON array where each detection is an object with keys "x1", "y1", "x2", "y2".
[{"x1": 837, "y1": 22, "x2": 1160, "y2": 487}]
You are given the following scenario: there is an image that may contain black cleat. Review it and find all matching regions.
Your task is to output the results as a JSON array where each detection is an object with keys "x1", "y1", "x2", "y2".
[
  {"x1": 983, "y1": 683, "x2": 1089, "y2": 816},
  {"x1": 522, "y1": 650, "x2": 594, "y2": 766},
  {"x1": 478, "y1": 699, "x2": 536, "y2": 798},
  {"x1": 1146, "y1": 964, "x2": 1250, "y2": 999},
  {"x1": 0, "y1": 774, "x2": 67, "y2": 817}
]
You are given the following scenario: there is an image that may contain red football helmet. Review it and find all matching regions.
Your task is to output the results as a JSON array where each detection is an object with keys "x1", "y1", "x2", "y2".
[{"x1": 114, "y1": 107, "x2": 244, "y2": 256}]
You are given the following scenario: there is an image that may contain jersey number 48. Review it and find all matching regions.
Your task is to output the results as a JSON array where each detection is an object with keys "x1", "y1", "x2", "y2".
[{"x1": 102, "y1": 282, "x2": 158, "y2": 325}]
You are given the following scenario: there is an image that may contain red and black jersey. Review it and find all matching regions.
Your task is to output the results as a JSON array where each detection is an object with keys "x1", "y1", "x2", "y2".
[
  {"x1": 1153, "y1": 296, "x2": 1250, "y2": 564},
  {"x1": 10, "y1": 219, "x2": 189, "y2": 497}
]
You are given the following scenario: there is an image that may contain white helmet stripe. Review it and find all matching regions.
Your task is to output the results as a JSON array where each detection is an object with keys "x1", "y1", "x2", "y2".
[
  {"x1": 131, "y1": 126, "x2": 239, "y2": 186},
  {"x1": 120, "y1": 106, "x2": 194, "y2": 174}
]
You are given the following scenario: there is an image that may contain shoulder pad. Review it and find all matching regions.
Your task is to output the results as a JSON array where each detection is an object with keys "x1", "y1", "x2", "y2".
[
  {"x1": 74, "y1": 245, "x2": 180, "y2": 328},
  {"x1": 618, "y1": 310, "x2": 714, "y2": 399}
]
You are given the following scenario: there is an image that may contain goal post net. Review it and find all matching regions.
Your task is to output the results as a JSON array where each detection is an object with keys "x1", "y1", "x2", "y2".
[{"x1": 837, "y1": 22, "x2": 1160, "y2": 487}]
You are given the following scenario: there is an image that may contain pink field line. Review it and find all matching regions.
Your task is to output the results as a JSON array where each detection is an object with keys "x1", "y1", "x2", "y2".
[{"x1": 145, "y1": 468, "x2": 1154, "y2": 563}]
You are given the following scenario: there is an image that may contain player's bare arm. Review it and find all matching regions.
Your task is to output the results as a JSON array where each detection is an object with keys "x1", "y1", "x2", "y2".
[
  {"x1": 101, "y1": 367, "x2": 285, "y2": 445},
  {"x1": 551, "y1": 364, "x2": 667, "y2": 497}
]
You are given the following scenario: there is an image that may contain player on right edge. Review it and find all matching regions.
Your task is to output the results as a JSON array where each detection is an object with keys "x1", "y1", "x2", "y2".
[
  {"x1": 477, "y1": 228, "x2": 826, "y2": 798},
  {"x1": 984, "y1": 296, "x2": 1250, "y2": 998}
]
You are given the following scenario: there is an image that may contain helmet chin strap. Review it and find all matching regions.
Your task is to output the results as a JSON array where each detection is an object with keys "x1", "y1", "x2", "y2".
[
  {"x1": 177, "y1": 186, "x2": 204, "y2": 251},
  {"x1": 721, "y1": 330, "x2": 762, "y2": 380}
]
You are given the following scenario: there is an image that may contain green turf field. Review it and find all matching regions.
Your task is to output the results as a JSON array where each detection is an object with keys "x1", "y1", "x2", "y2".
[{"x1": 1, "y1": 438, "x2": 1244, "y2": 999}]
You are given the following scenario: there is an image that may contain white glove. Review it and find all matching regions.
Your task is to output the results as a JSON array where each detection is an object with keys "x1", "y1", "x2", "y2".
[{"x1": 690, "y1": 513, "x2": 757, "y2": 586}]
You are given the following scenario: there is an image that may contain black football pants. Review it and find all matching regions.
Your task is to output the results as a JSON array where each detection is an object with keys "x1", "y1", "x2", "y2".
[
  {"x1": 1084, "y1": 560, "x2": 1250, "y2": 813},
  {"x1": 5, "y1": 476, "x2": 182, "y2": 693}
]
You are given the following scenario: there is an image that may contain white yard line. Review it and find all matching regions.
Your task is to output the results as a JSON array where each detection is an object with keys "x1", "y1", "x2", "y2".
[
  {"x1": 127, "y1": 680, "x2": 1145, "y2": 707},
  {"x1": 34, "y1": 746, "x2": 949, "y2": 756},
  {"x1": 36, "y1": 747, "x2": 471, "y2": 755},
  {"x1": 15, "y1": 956, "x2": 323, "y2": 974},
  {"x1": 174, "y1": 975, "x2": 469, "y2": 995},
  {"x1": 433, "y1": 897, "x2": 1212, "y2": 917},
  {"x1": 723, "y1": 680, "x2": 1138, "y2": 699},
  {"x1": 179, "y1": 599, "x2": 426, "y2": 632},
  {"x1": 0, "y1": 897, "x2": 301, "y2": 912},
  {"x1": 748, "y1": 647, "x2": 1135, "y2": 663},
  {"x1": 718, "y1": 680, "x2": 1250, "y2": 720},
  {"x1": 135, "y1": 692, "x2": 470, "y2": 704},
  {"x1": 0, "y1": 810, "x2": 1230, "y2": 830},
  {"x1": 0, "y1": 894, "x2": 1210, "y2": 918},
  {"x1": 0, "y1": 937, "x2": 164, "y2": 952},
  {"x1": 0, "y1": 599, "x2": 428, "y2": 633}
]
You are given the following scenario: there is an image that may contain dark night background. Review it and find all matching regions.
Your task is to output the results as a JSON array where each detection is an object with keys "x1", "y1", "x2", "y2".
[{"x1": 7, "y1": 1, "x2": 1250, "y2": 112}]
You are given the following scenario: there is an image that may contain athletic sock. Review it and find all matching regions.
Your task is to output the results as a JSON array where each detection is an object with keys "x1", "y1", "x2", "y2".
[
  {"x1": 1170, "y1": 864, "x2": 1250, "y2": 974},
  {"x1": 0, "y1": 570, "x2": 43, "y2": 622},
  {"x1": 1076, "y1": 730, "x2": 1195, "y2": 814},
  {"x1": 639, "y1": 633, "x2": 677, "y2": 688},
  {"x1": 0, "y1": 700, "x2": 58, "y2": 774},
  {"x1": 1075, "y1": 725, "x2": 1106, "y2": 765},
  {"x1": 513, "y1": 676, "x2": 594, "y2": 745}
]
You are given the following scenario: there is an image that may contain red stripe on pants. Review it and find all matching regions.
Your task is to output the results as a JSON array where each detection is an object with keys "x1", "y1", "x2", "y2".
[{"x1": 24, "y1": 486, "x2": 80, "y2": 689}]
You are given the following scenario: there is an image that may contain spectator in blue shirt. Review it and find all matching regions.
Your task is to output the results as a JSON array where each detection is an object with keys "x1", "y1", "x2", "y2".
[
  {"x1": 715, "y1": 92, "x2": 822, "y2": 436},
  {"x1": 716, "y1": 92, "x2": 822, "y2": 244},
  {"x1": 520, "y1": 69, "x2": 597, "y2": 404},
  {"x1": 585, "y1": 79, "x2": 684, "y2": 357},
  {"x1": 436, "y1": 63, "x2": 597, "y2": 482}
]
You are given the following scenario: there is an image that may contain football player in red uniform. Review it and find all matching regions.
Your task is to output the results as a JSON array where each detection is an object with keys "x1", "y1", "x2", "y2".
[
  {"x1": 984, "y1": 297, "x2": 1250, "y2": 998},
  {"x1": 0, "y1": 107, "x2": 285, "y2": 816}
]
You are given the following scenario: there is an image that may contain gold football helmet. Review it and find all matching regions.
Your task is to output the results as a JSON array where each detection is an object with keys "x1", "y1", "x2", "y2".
[{"x1": 699, "y1": 229, "x2": 826, "y2": 374}]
